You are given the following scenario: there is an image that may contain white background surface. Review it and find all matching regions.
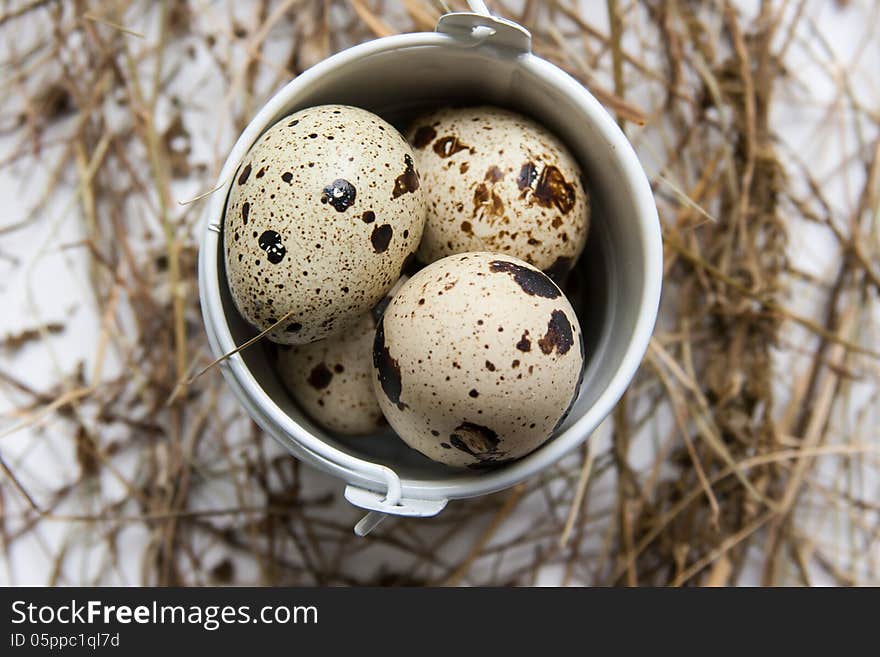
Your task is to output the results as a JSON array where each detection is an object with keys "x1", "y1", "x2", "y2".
[{"x1": 0, "y1": 1, "x2": 877, "y2": 585}]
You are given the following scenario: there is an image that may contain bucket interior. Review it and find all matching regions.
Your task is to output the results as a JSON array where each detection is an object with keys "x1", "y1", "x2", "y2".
[{"x1": 214, "y1": 41, "x2": 650, "y2": 482}]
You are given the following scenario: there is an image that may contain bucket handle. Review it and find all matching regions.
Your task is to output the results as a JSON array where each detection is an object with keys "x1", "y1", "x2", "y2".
[{"x1": 347, "y1": 2, "x2": 526, "y2": 536}]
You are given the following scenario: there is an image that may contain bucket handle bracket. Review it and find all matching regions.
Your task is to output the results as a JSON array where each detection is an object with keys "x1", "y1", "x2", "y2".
[
  {"x1": 436, "y1": 12, "x2": 532, "y2": 54},
  {"x1": 345, "y1": 485, "x2": 448, "y2": 536}
]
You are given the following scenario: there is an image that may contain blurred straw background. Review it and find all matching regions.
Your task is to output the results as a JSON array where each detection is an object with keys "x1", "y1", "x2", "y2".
[{"x1": 0, "y1": 0, "x2": 877, "y2": 585}]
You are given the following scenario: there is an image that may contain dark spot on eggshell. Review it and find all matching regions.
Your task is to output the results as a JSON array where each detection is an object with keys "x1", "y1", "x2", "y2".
[
  {"x1": 543, "y1": 256, "x2": 572, "y2": 284},
  {"x1": 255, "y1": 166, "x2": 266, "y2": 179},
  {"x1": 334, "y1": 364, "x2": 344, "y2": 373},
  {"x1": 433, "y1": 135, "x2": 470, "y2": 158},
  {"x1": 307, "y1": 363, "x2": 333, "y2": 390},
  {"x1": 449, "y1": 422, "x2": 503, "y2": 464},
  {"x1": 321, "y1": 178, "x2": 356, "y2": 212},
  {"x1": 459, "y1": 162, "x2": 469, "y2": 174},
  {"x1": 516, "y1": 331, "x2": 531, "y2": 352},
  {"x1": 288, "y1": 119, "x2": 299, "y2": 127},
  {"x1": 485, "y1": 165, "x2": 504, "y2": 182},
  {"x1": 440, "y1": 442, "x2": 451, "y2": 449},
  {"x1": 469, "y1": 389, "x2": 479, "y2": 398},
  {"x1": 412, "y1": 125, "x2": 437, "y2": 149},
  {"x1": 285, "y1": 322, "x2": 302, "y2": 333},
  {"x1": 392, "y1": 154, "x2": 419, "y2": 198},
  {"x1": 472, "y1": 183, "x2": 504, "y2": 218},
  {"x1": 241, "y1": 202, "x2": 250, "y2": 225},
  {"x1": 555, "y1": 332, "x2": 586, "y2": 431},
  {"x1": 461, "y1": 220, "x2": 473, "y2": 235},
  {"x1": 361, "y1": 210, "x2": 375, "y2": 224},
  {"x1": 489, "y1": 260, "x2": 561, "y2": 298},
  {"x1": 370, "y1": 224, "x2": 393, "y2": 253},
  {"x1": 533, "y1": 165, "x2": 576, "y2": 214},
  {"x1": 538, "y1": 310, "x2": 574, "y2": 356},
  {"x1": 257, "y1": 230, "x2": 286, "y2": 264},
  {"x1": 517, "y1": 162, "x2": 538, "y2": 190},
  {"x1": 485, "y1": 360, "x2": 496, "y2": 371},
  {"x1": 281, "y1": 172, "x2": 293, "y2": 184},
  {"x1": 373, "y1": 317, "x2": 406, "y2": 410},
  {"x1": 238, "y1": 163, "x2": 252, "y2": 185}
]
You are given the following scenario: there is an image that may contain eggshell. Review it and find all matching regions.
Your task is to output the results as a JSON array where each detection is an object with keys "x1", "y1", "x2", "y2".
[
  {"x1": 224, "y1": 105, "x2": 425, "y2": 345},
  {"x1": 276, "y1": 277, "x2": 407, "y2": 435},
  {"x1": 406, "y1": 106, "x2": 590, "y2": 282},
  {"x1": 276, "y1": 313, "x2": 383, "y2": 435},
  {"x1": 373, "y1": 252, "x2": 585, "y2": 468}
]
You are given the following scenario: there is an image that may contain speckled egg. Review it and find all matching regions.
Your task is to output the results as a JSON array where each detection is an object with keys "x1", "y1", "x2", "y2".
[
  {"x1": 373, "y1": 252, "x2": 585, "y2": 468},
  {"x1": 276, "y1": 277, "x2": 407, "y2": 435},
  {"x1": 406, "y1": 106, "x2": 590, "y2": 282},
  {"x1": 224, "y1": 104, "x2": 425, "y2": 344}
]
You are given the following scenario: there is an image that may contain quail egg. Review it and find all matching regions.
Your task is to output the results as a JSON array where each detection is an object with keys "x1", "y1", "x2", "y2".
[
  {"x1": 373, "y1": 252, "x2": 584, "y2": 468},
  {"x1": 276, "y1": 277, "x2": 407, "y2": 435},
  {"x1": 406, "y1": 106, "x2": 589, "y2": 282},
  {"x1": 224, "y1": 104, "x2": 425, "y2": 345}
]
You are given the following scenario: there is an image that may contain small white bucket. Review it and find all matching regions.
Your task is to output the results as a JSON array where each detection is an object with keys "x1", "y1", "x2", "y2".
[{"x1": 198, "y1": 8, "x2": 662, "y2": 535}]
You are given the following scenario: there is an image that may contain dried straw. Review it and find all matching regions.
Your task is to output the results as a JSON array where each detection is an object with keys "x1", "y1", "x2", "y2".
[{"x1": 0, "y1": 0, "x2": 877, "y2": 585}]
